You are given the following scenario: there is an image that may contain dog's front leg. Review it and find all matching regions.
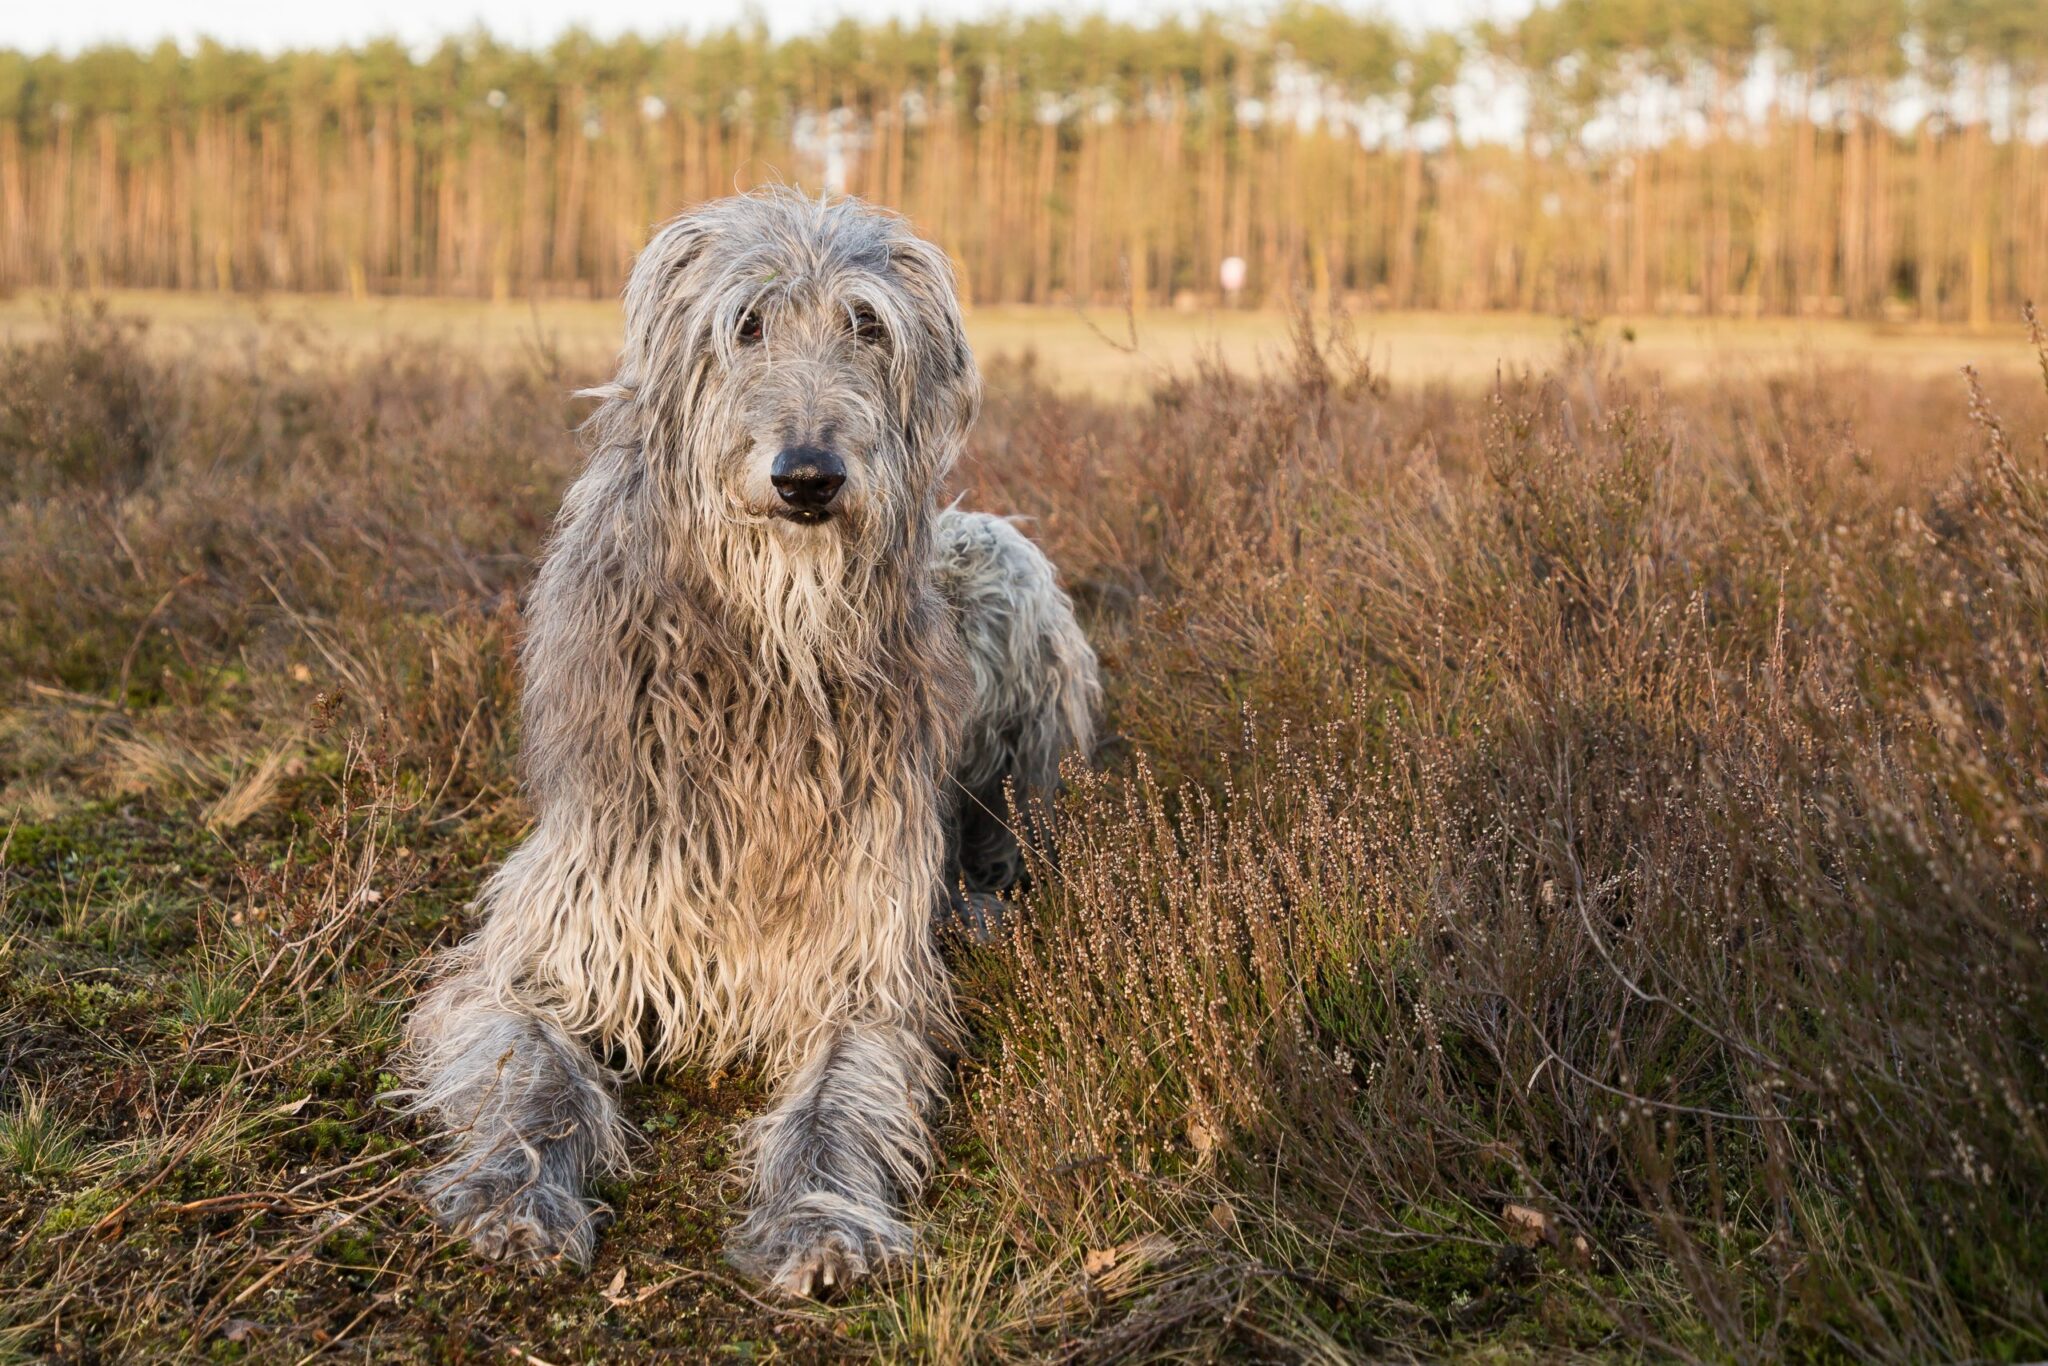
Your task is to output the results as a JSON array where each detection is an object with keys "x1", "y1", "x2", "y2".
[
  {"x1": 403, "y1": 970, "x2": 625, "y2": 1267},
  {"x1": 726, "y1": 1020, "x2": 944, "y2": 1296}
]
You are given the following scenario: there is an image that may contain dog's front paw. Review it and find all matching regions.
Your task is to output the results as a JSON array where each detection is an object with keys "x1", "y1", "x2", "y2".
[
  {"x1": 426, "y1": 1169, "x2": 605, "y2": 1268},
  {"x1": 726, "y1": 1192, "x2": 913, "y2": 1299},
  {"x1": 769, "y1": 1227, "x2": 865, "y2": 1300}
]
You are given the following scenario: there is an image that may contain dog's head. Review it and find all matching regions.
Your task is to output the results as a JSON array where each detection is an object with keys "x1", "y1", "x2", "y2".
[{"x1": 612, "y1": 189, "x2": 980, "y2": 554}]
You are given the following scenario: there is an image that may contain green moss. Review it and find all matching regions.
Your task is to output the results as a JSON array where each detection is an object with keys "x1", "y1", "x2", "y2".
[
  {"x1": 298, "y1": 1058, "x2": 357, "y2": 1092},
  {"x1": 54, "y1": 979, "x2": 157, "y2": 1030},
  {"x1": 35, "y1": 1184, "x2": 122, "y2": 1236},
  {"x1": 320, "y1": 1224, "x2": 378, "y2": 1268},
  {"x1": 175, "y1": 1062, "x2": 238, "y2": 1096}
]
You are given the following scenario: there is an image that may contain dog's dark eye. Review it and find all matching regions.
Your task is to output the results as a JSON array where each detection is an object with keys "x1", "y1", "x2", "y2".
[
  {"x1": 849, "y1": 304, "x2": 886, "y2": 347},
  {"x1": 736, "y1": 309, "x2": 765, "y2": 345}
]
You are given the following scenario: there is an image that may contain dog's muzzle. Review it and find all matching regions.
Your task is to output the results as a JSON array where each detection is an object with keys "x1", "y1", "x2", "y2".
[{"x1": 771, "y1": 446, "x2": 846, "y2": 523}]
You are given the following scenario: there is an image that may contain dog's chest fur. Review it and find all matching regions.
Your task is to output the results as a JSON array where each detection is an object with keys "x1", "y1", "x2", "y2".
[
  {"x1": 492, "y1": 470, "x2": 972, "y2": 1066},
  {"x1": 622, "y1": 588, "x2": 961, "y2": 931}
]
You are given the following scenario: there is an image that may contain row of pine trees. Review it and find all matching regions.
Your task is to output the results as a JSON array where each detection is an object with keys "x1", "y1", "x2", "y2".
[{"x1": 2, "y1": 3, "x2": 2045, "y2": 320}]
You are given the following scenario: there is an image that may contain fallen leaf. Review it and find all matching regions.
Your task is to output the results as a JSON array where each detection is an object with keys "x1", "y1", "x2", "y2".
[
  {"x1": 605, "y1": 1266, "x2": 628, "y2": 1301},
  {"x1": 275, "y1": 1096, "x2": 310, "y2": 1116},
  {"x1": 1503, "y1": 1203, "x2": 1551, "y2": 1248},
  {"x1": 1086, "y1": 1234, "x2": 1176, "y2": 1293},
  {"x1": 290, "y1": 663, "x2": 313, "y2": 683},
  {"x1": 1208, "y1": 1201, "x2": 1238, "y2": 1235},
  {"x1": 221, "y1": 1319, "x2": 260, "y2": 1342}
]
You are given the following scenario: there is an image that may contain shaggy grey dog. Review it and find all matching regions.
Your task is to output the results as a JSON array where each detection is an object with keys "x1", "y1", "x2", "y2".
[{"x1": 400, "y1": 188, "x2": 1098, "y2": 1297}]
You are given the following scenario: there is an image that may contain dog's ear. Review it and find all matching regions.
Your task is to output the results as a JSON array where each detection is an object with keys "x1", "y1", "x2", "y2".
[
  {"x1": 887, "y1": 233, "x2": 981, "y2": 458},
  {"x1": 620, "y1": 210, "x2": 713, "y2": 396}
]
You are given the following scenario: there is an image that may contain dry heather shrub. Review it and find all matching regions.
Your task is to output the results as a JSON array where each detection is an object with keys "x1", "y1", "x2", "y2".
[
  {"x1": 945, "y1": 323, "x2": 2048, "y2": 1359},
  {"x1": 0, "y1": 304, "x2": 168, "y2": 500},
  {"x1": 969, "y1": 730, "x2": 1445, "y2": 1227},
  {"x1": 0, "y1": 309, "x2": 570, "y2": 813}
]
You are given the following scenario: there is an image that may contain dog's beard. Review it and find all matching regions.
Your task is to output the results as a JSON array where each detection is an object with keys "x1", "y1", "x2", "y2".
[{"x1": 705, "y1": 515, "x2": 882, "y2": 683}]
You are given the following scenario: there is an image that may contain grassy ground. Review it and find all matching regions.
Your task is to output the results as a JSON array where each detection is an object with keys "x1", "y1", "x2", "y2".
[
  {"x1": 4, "y1": 290, "x2": 2046, "y2": 398},
  {"x1": 1, "y1": 304, "x2": 2046, "y2": 1361}
]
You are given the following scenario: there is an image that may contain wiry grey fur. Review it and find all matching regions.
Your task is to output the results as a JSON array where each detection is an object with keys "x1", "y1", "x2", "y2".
[{"x1": 399, "y1": 189, "x2": 1098, "y2": 1296}]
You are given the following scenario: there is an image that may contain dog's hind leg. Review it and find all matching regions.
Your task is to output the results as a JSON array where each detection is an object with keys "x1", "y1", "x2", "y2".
[
  {"x1": 402, "y1": 968, "x2": 624, "y2": 1267},
  {"x1": 934, "y1": 510, "x2": 1101, "y2": 918},
  {"x1": 725, "y1": 1021, "x2": 946, "y2": 1297}
]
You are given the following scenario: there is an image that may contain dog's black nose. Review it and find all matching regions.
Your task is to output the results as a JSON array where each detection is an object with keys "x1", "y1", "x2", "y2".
[{"x1": 770, "y1": 446, "x2": 847, "y2": 512}]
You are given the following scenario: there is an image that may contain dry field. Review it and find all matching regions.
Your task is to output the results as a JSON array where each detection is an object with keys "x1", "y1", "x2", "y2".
[
  {"x1": 1, "y1": 303, "x2": 2046, "y2": 1361},
  {"x1": 5, "y1": 291, "x2": 2046, "y2": 399}
]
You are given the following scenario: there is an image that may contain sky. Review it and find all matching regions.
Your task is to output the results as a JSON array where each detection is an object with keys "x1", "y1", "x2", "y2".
[{"x1": 9, "y1": 0, "x2": 1529, "y2": 56}]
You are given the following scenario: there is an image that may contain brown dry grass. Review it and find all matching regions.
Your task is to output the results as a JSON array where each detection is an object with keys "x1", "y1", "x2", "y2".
[{"x1": 0, "y1": 302, "x2": 2044, "y2": 1361}]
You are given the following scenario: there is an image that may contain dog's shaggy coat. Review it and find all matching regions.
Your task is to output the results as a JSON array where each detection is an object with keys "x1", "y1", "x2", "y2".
[{"x1": 401, "y1": 189, "x2": 1098, "y2": 1295}]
